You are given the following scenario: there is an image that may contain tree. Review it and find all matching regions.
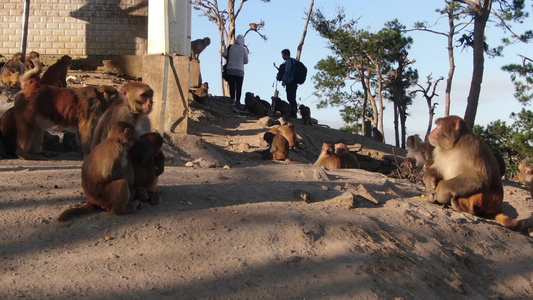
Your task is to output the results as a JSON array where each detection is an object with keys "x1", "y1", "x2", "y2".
[
  {"x1": 310, "y1": 9, "x2": 387, "y2": 138},
  {"x1": 296, "y1": 0, "x2": 314, "y2": 62},
  {"x1": 473, "y1": 109, "x2": 533, "y2": 176},
  {"x1": 452, "y1": 0, "x2": 531, "y2": 128},
  {"x1": 380, "y1": 20, "x2": 418, "y2": 148},
  {"x1": 414, "y1": 74, "x2": 444, "y2": 140},
  {"x1": 413, "y1": 1, "x2": 470, "y2": 117},
  {"x1": 502, "y1": 54, "x2": 533, "y2": 105},
  {"x1": 191, "y1": 0, "x2": 270, "y2": 96}
]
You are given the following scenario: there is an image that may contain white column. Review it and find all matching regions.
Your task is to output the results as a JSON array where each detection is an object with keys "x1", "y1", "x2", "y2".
[{"x1": 147, "y1": 0, "x2": 191, "y2": 55}]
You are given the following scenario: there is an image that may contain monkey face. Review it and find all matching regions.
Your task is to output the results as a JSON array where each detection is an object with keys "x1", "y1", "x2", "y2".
[{"x1": 136, "y1": 90, "x2": 154, "y2": 115}]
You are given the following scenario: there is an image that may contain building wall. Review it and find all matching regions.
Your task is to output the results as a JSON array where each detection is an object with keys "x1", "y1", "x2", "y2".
[{"x1": 0, "y1": 0, "x2": 148, "y2": 57}]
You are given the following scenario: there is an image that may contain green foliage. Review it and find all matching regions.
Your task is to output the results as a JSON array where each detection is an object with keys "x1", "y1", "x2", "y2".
[
  {"x1": 310, "y1": 10, "x2": 417, "y2": 137},
  {"x1": 501, "y1": 61, "x2": 533, "y2": 105},
  {"x1": 473, "y1": 109, "x2": 533, "y2": 176}
]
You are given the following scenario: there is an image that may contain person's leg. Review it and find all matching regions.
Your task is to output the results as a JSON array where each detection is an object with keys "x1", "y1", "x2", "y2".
[
  {"x1": 286, "y1": 83, "x2": 298, "y2": 118},
  {"x1": 235, "y1": 76, "x2": 244, "y2": 106},
  {"x1": 227, "y1": 76, "x2": 236, "y2": 102}
]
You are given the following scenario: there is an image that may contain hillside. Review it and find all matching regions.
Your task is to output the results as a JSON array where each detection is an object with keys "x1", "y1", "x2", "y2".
[{"x1": 0, "y1": 71, "x2": 532, "y2": 299}]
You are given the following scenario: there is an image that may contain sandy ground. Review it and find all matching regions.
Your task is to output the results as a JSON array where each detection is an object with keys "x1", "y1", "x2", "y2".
[{"x1": 1, "y1": 72, "x2": 532, "y2": 300}]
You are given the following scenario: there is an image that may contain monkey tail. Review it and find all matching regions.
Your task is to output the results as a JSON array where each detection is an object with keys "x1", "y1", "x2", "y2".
[
  {"x1": 57, "y1": 203, "x2": 97, "y2": 222},
  {"x1": 494, "y1": 213, "x2": 520, "y2": 231},
  {"x1": 19, "y1": 58, "x2": 42, "y2": 86}
]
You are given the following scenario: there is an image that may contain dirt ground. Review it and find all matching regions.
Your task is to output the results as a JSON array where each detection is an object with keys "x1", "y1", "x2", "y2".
[{"x1": 1, "y1": 72, "x2": 532, "y2": 300}]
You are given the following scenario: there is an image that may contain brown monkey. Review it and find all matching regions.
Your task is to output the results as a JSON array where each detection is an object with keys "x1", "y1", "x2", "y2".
[
  {"x1": 423, "y1": 115, "x2": 532, "y2": 232},
  {"x1": 193, "y1": 82, "x2": 209, "y2": 102},
  {"x1": 243, "y1": 92, "x2": 267, "y2": 117},
  {"x1": 263, "y1": 131, "x2": 289, "y2": 161},
  {"x1": 39, "y1": 55, "x2": 72, "y2": 87},
  {"x1": 372, "y1": 127, "x2": 384, "y2": 143},
  {"x1": 299, "y1": 104, "x2": 312, "y2": 125},
  {"x1": 315, "y1": 142, "x2": 342, "y2": 169},
  {"x1": 335, "y1": 142, "x2": 360, "y2": 169},
  {"x1": 129, "y1": 132, "x2": 165, "y2": 205},
  {"x1": 1, "y1": 52, "x2": 24, "y2": 88},
  {"x1": 14, "y1": 59, "x2": 121, "y2": 159},
  {"x1": 254, "y1": 96, "x2": 269, "y2": 117},
  {"x1": 256, "y1": 97, "x2": 271, "y2": 114},
  {"x1": 57, "y1": 121, "x2": 140, "y2": 222},
  {"x1": 513, "y1": 161, "x2": 532, "y2": 185},
  {"x1": 363, "y1": 120, "x2": 372, "y2": 138},
  {"x1": 271, "y1": 96, "x2": 291, "y2": 120},
  {"x1": 404, "y1": 134, "x2": 428, "y2": 172},
  {"x1": 269, "y1": 123, "x2": 298, "y2": 149},
  {"x1": 91, "y1": 82, "x2": 154, "y2": 150},
  {"x1": 24, "y1": 51, "x2": 40, "y2": 78},
  {"x1": 190, "y1": 37, "x2": 211, "y2": 59}
]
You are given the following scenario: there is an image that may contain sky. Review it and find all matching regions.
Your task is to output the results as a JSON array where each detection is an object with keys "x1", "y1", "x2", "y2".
[{"x1": 190, "y1": 0, "x2": 532, "y2": 143}]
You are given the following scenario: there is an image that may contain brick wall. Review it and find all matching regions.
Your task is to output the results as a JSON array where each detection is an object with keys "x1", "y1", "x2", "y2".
[{"x1": 0, "y1": 0, "x2": 148, "y2": 58}]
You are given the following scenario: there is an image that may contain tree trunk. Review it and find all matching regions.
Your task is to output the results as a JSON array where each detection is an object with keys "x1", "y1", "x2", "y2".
[
  {"x1": 296, "y1": 0, "x2": 314, "y2": 61},
  {"x1": 399, "y1": 104, "x2": 407, "y2": 148},
  {"x1": 445, "y1": 10, "x2": 456, "y2": 117},
  {"x1": 393, "y1": 103, "x2": 399, "y2": 147},
  {"x1": 463, "y1": 0, "x2": 491, "y2": 129},
  {"x1": 425, "y1": 101, "x2": 434, "y2": 141}
]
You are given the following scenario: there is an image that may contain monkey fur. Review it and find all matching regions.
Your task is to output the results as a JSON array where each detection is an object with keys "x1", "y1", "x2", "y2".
[{"x1": 57, "y1": 121, "x2": 140, "y2": 222}]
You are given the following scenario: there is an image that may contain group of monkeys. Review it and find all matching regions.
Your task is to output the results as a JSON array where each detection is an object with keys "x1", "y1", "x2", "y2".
[
  {"x1": 262, "y1": 108, "x2": 533, "y2": 233},
  {"x1": 242, "y1": 91, "x2": 313, "y2": 126},
  {"x1": 0, "y1": 51, "x2": 165, "y2": 222},
  {"x1": 1, "y1": 51, "x2": 532, "y2": 234}
]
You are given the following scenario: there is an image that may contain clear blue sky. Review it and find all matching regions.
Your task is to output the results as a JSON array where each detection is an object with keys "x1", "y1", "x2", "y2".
[{"x1": 191, "y1": 0, "x2": 532, "y2": 143}]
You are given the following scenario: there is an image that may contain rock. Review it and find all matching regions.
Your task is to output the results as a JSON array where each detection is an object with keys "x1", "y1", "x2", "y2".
[
  {"x1": 258, "y1": 116, "x2": 274, "y2": 127},
  {"x1": 293, "y1": 189, "x2": 313, "y2": 203},
  {"x1": 235, "y1": 143, "x2": 250, "y2": 152},
  {"x1": 167, "y1": 133, "x2": 230, "y2": 168},
  {"x1": 331, "y1": 192, "x2": 355, "y2": 208}
]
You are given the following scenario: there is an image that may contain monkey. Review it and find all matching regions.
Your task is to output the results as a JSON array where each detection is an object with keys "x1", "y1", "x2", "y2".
[
  {"x1": 57, "y1": 121, "x2": 140, "y2": 222},
  {"x1": 244, "y1": 92, "x2": 268, "y2": 117},
  {"x1": 422, "y1": 115, "x2": 533, "y2": 232},
  {"x1": 403, "y1": 134, "x2": 428, "y2": 173},
  {"x1": 268, "y1": 123, "x2": 299, "y2": 150},
  {"x1": 129, "y1": 132, "x2": 165, "y2": 205},
  {"x1": 363, "y1": 120, "x2": 372, "y2": 138},
  {"x1": 372, "y1": 127, "x2": 384, "y2": 143},
  {"x1": 14, "y1": 59, "x2": 121, "y2": 159},
  {"x1": 22, "y1": 51, "x2": 41, "y2": 81},
  {"x1": 91, "y1": 82, "x2": 154, "y2": 150},
  {"x1": 254, "y1": 96, "x2": 269, "y2": 117},
  {"x1": 39, "y1": 55, "x2": 72, "y2": 87},
  {"x1": 243, "y1": 92, "x2": 263, "y2": 116},
  {"x1": 193, "y1": 82, "x2": 209, "y2": 104},
  {"x1": 190, "y1": 37, "x2": 211, "y2": 59},
  {"x1": 263, "y1": 131, "x2": 289, "y2": 161},
  {"x1": 271, "y1": 96, "x2": 291, "y2": 120},
  {"x1": 1, "y1": 52, "x2": 24, "y2": 88},
  {"x1": 299, "y1": 104, "x2": 312, "y2": 125},
  {"x1": 513, "y1": 161, "x2": 533, "y2": 185},
  {"x1": 315, "y1": 142, "x2": 342, "y2": 169},
  {"x1": 0, "y1": 107, "x2": 17, "y2": 157},
  {"x1": 334, "y1": 142, "x2": 360, "y2": 169},
  {"x1": 256, "y1": 97, "x2": 271, "y2": 114}
]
